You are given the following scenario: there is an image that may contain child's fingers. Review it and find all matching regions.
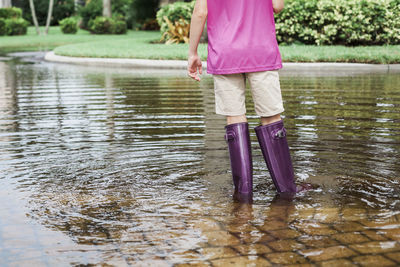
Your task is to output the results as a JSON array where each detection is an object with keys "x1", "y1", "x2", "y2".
[
  {"x1": 188, "y1": 71, "x2": 200, "y2": 81},
  {"x1": 199, "y1": 63, "x2": 203, "y2": 75},
  {"x1": 193, "y1": 72, "x2": 201, "y2": 81}
]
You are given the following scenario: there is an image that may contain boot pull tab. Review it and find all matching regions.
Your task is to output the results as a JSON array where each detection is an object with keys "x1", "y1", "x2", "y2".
[
  {"x1": 224, "y1": 131, "x2": 236, "y2": 142},
  {"x1": 273, "y1": 128, "x2": 286, "y2": 139}
]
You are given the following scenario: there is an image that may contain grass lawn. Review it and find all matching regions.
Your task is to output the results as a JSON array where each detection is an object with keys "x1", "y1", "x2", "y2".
[
  {"x1": 0, "y1": 26, "x2": 137, "y2": 54},
  {"x1": 1, "y1": 26, "x2": 399, "y2": 64},
  {"x1": 54, "y1": 31, "x2": 208, "y2": 61}
]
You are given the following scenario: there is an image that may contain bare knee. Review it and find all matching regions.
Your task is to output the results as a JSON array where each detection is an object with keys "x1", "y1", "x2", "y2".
[
  {"x1": 260, "y1": 114, "x2": 281, "y2": 125},
  {"x1": 227, "y1": 115, "x2": 247, "y2": 125}
]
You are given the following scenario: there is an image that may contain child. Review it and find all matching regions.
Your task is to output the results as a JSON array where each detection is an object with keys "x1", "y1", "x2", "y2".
[{"x1": 187, "y1": 0, "x2": 303, "y2": 197}]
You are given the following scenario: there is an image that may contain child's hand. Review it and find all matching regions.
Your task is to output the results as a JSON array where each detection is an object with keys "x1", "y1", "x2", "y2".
[{"x1": 187, "y1": 55, "x2": 203, "y2": 81}]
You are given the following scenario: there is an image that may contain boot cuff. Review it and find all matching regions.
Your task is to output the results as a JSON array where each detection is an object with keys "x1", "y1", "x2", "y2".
[
  {"x1": 255, "y1": 120, "x2": 283, "y2": 131},
  {"x1": 225, "y1": 122, "x2": 249, "y2": 130}
]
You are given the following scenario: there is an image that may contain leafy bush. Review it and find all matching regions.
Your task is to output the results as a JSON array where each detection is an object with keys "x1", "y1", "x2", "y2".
[
  {"x1": 156, "y1": 1, "x2": 195, "y2": 43},
  {"x1": 0, "y1": 18, "x2": 6, "y2": 36},
  {"x1": 380, "y1": 0, "x2": 400, "y2": 44},
  {"x1": 89, "y1": 16, "x2": 115, "y2": 34},
  {"x1": 79, "y1": 0, "x2": 102, "y2": 29},
  {"x1": 88, "y1": 16, "x2": 115, "y2": 34},
  {"x1": 79, "y1": 0, "x2": 132, "y2": 29},
  {"x1": 161, "y1": 17, "x2": 190, "y2": 44},
  {"x1": 88, "y1": 16, "x2": 128, "y2": 34},
  {"x1": 0, "y1": 7, "x2": 22, "y2": 19},
  {"x1": 275, "y1": 0, "x2": 400, "y2": 45},
  {"x1": 59, "y1": 17, "x2": 78, "y2": 34},
  {"x1": 157, "y1": 1, "x2": 195, "y2": 34},
  {"x1": 113, "y1": 0, "x2": 132, "y2": 28},
  {"x1": 130, "y1": 0, "x2": 159, "y2": 29},
  {"x1": 274, "y1": 0, "x2": 318, "y2": 45},
  {"x1": 114, "y1": 19, "x2": 128, "y2": 34},
  {"x1": 140, "y1": 18, "x2": 160, "y2": 31},
  {"x1": 5, "y1": 18, "x2": 28, "y2": 35},
  {"x1": 78, "y1": 0, "x2": 159, "y2": 30},
  {"x1": 12, "y1": 0, "x2": 75, "y2": 26},
  {"x1": 0, "y1": 8, "x2": 28, "y2": 35}
]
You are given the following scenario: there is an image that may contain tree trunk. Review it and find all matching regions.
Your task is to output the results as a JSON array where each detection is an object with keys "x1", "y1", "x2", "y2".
[
  {"x1": 44, "y1": 0, "x2": 54, "y2": 35},
  {"x1": 0, "y1": 0, "x2": 12, "y2": 8},
  {"x1": 102, "y1": 0, "x2": 111, "y2": 17},
  {"x1": 29, "y1": 0, "x2": 41, "y2": 35}
]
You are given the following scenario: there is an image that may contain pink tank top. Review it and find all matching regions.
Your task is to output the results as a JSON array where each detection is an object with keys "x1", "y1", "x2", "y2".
[{"x1": 206, "y1": 0, "x2": 282, "y2": 74}]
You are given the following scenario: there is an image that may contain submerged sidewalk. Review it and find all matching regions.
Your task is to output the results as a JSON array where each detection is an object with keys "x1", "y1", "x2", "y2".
[{"x1": 45, "y1": 51, "x2": 400, "y2": 74}]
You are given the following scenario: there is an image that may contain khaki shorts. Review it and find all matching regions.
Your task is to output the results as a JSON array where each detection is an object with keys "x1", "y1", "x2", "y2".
[{"x1": 213, "y1": 70, "x2": 284, "y2": 117}]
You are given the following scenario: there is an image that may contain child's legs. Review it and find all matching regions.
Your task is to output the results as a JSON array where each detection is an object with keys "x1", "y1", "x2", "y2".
[
  {"x1": 213, "y1": 73, "x2": 248, "y2": 125},
  {"x1": 260, "y1": 114, "x2": 281, "y2": 125},
  {"x1": 227, "y1": 115, "x2": 247, "y2": 125},
  {"x1": 246, "y1": 70, "x2": 285, "y2": 125}
]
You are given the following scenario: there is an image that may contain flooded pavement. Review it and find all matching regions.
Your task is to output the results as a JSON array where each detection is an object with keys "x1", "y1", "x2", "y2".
[{"x1": 0, "y1": 54, "x2": 400, "y2": 266}]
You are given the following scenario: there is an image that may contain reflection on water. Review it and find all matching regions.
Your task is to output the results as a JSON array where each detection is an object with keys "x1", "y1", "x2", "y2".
[{"x1": 0, "y1": 57, "x2": 400, "y2": 266}]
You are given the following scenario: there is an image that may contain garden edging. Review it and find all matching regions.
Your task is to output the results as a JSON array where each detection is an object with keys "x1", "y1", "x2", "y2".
[{"x1": 44, "y1": 51, "x2": 400, "y2": 72}]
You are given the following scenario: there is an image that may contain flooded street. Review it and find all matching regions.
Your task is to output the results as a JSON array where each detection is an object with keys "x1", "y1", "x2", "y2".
[{"x1": 0, "y1": 54, "x2": 400, "y2": 266}]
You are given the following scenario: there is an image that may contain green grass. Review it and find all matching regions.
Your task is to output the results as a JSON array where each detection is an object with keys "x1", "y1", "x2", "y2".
[
  {"x1": 1, "y1": 26, "x2": 399, "y2": 64},
  {"x1": 280, "y1": 44, "x2": 400, "y2": 64},
  {"x1": 0, "y1": 26, "x2": 140, "y2": 54},
  {"x1": 54, "y1": 30, "x2": 208, "y2": 60}
]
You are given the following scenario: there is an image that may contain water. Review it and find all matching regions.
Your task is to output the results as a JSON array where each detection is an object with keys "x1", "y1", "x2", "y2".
[{"x1": 0, "y1": 54, "x2": 399, "y2": 266}]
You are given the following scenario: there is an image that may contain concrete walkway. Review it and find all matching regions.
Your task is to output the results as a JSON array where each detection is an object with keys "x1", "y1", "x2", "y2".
[{"x1": 43, "y1": 51, "x2": 400, "y2": 73}]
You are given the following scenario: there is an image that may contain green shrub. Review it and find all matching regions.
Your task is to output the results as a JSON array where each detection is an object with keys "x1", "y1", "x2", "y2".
[
  {"x1": 0, "y1": 7, "x2": 22, "y2": 19},
  {"x1": 274, "y1": 0, "x2": 318, "y2": 45},
  {"x1": 275, "y1": 0, "x2": 400, "y2": 45},
  {"x1": 380, "y1": 0, "x2": 400, "y2": 44},
  {"x1": 89, "y1": 16, "x2": 116, "y2": 34},
  {"x1": 79, "y1": 0, "x2": 132, "y2": 29},
  {"x1": 0, "y1": 18, "x2": 6, "y2": 36},
  {"x1": 0, "y1": 8, "x2": 28, "y2": 36},
  {"x1": 140, "y1": 18, "x2": 160, "y2": 31},
  {"x1": 79, "y1": 0, "x2": 102, "y2": 29},
  {"x1": 156, "y1": 1, "x2": 195, "y2": 36},
  {"x1": 88, "y1": 16, "x2": 128, "y2": 34},
  {"x1": 5, "y1": 18, "x2": 29, "y2": 35},
  {"x1": 113, "y1": 0, "x2": 132, "y2": 28},
  {"x1": 114, "y1": 20, "x2": 127, "y2": 34},
  {"x1": 12, "y1": 0, "x2": 75, "y2": 26},
  {"x1": 130, "y1": 0, "x2": 159, "y2": 29},
  {"x1": 59, "y1": 17, "x2": 78, "y2": 34}
]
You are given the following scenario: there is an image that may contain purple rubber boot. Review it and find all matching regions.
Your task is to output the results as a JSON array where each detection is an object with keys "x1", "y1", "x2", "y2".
[
  {"x1": 225, "y1": 122, "x2": 253, "y2": 196},
  {"x1": 255, "y1": 120, "x2": 297, "y2": 193}
]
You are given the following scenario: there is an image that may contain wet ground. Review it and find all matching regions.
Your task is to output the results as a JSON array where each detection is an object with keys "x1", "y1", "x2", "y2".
[{"x1": 0, "y1": 54, "x2": 400, "y2": 266}]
